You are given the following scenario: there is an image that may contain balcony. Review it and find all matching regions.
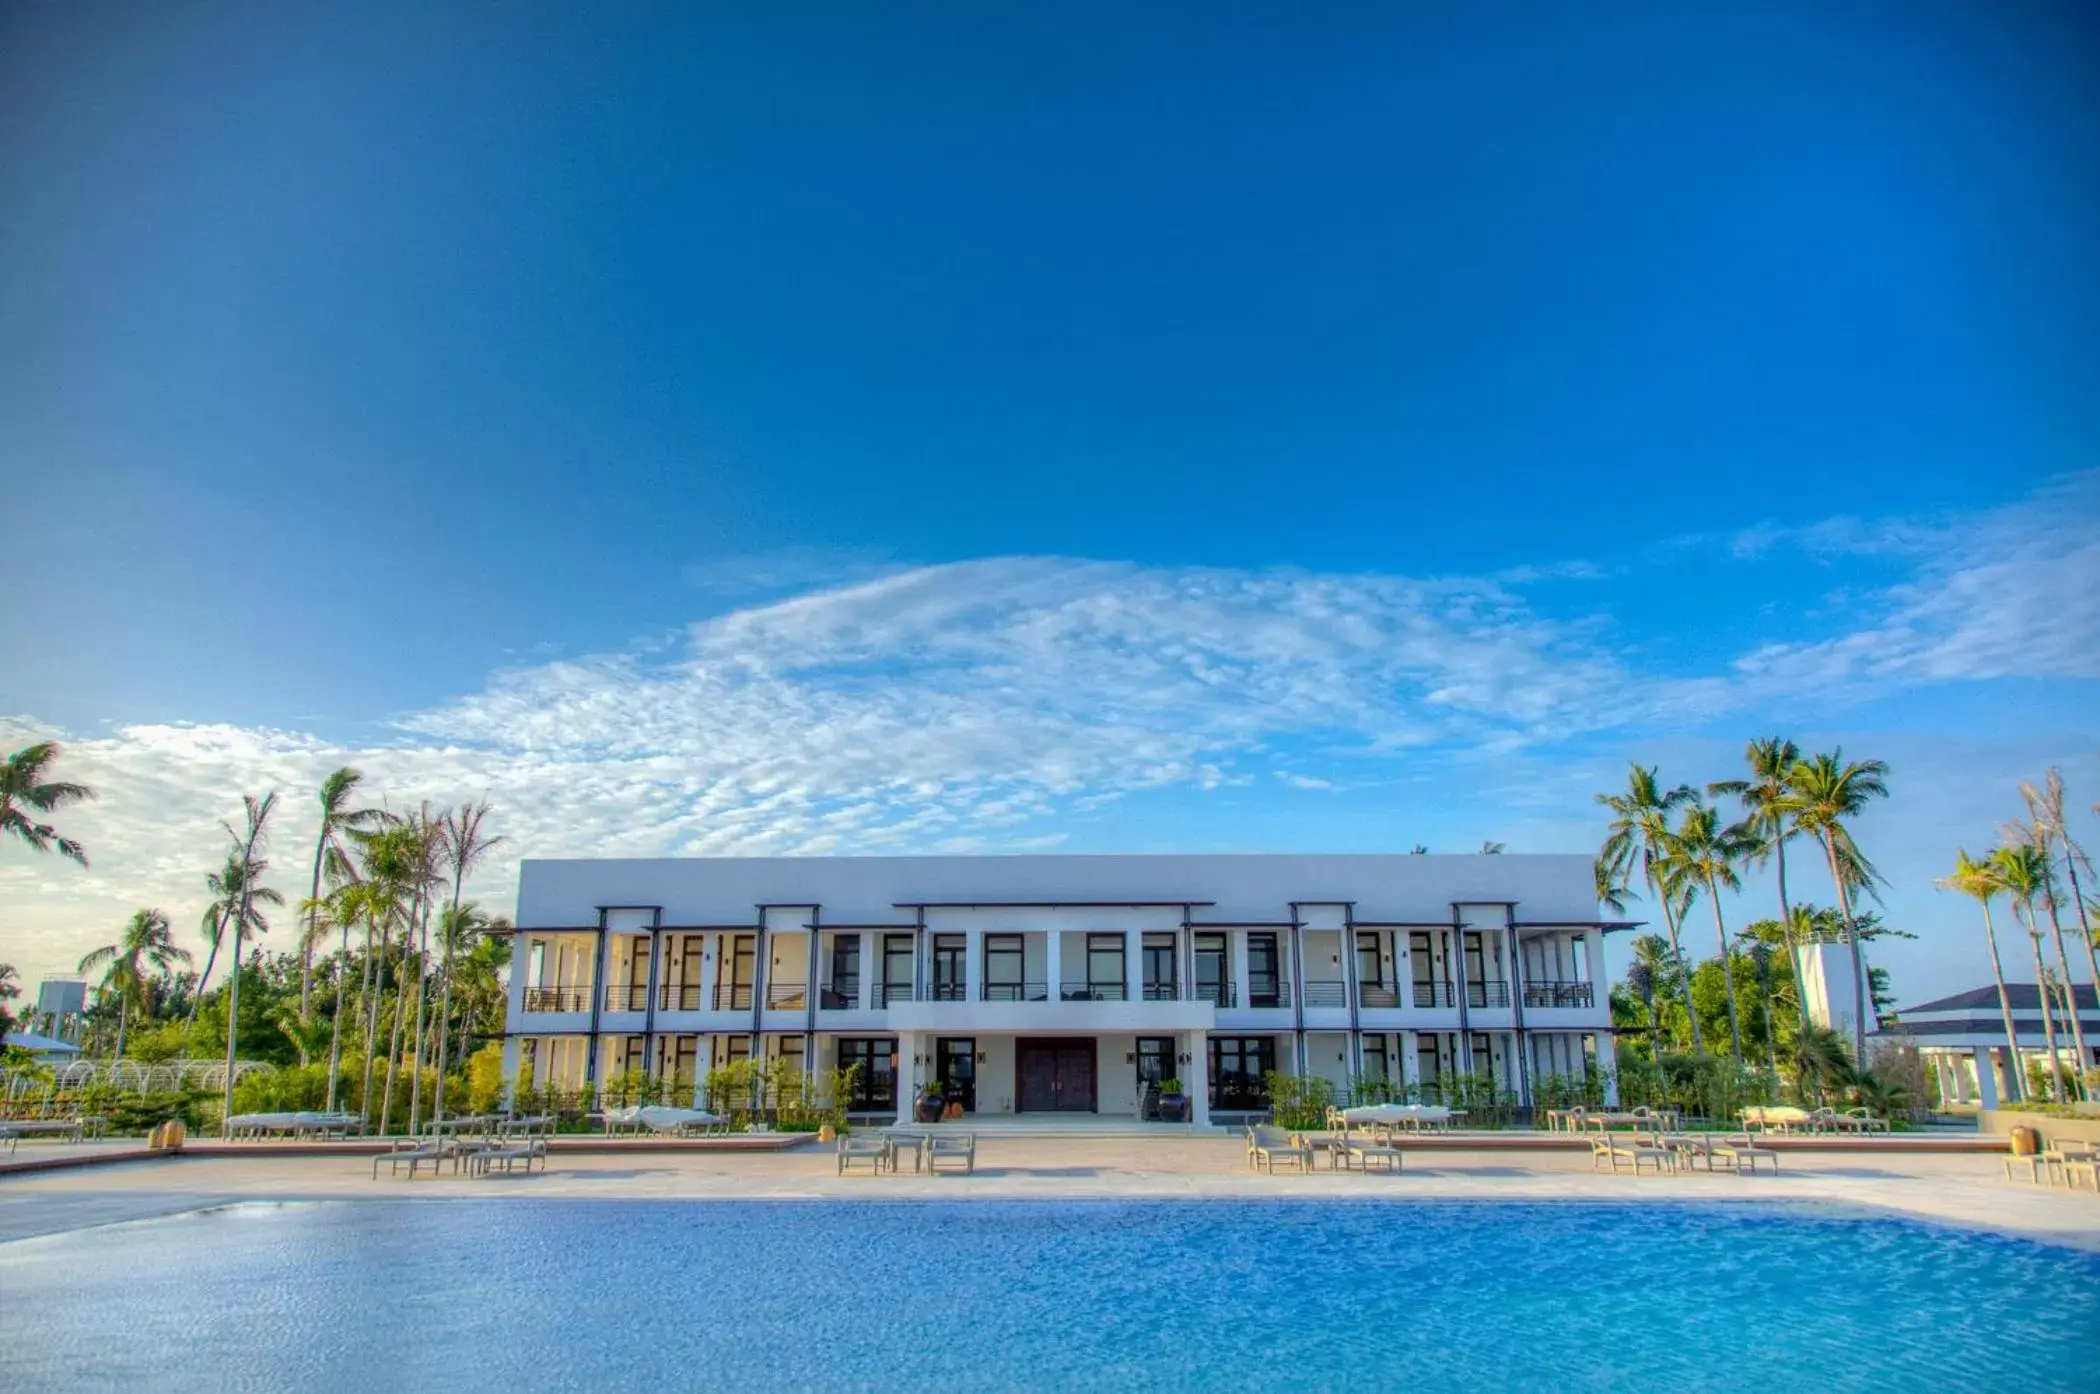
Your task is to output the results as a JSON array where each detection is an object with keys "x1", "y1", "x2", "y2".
[
  {"x1": 523, "y1": 987, "x2": 589, "y2": 1014},
  {"x1": 1142, "y1": 981, "x2": 1179, "y2": 1001},
  {"x1": 980, "y1": 982, "x2": 1049, "y2": 1003},
  {"x1": 1359, "y1": 983, "x2": 1400, "y2": 1008},
  {"x1": 1523, "y1": 980, "x2": 1596, "y2": 1010},
  {"x1": 929, "y1": 982, "x2": 969, "y2": 1002},
  {"x1": 1412, "y1": 979, "x2": 1456, "y2": 1008},
  {"x1": 766, "y1": 981, "x2": 807, "y2": 1010},
  {"x1": 1194, "y1": 983, "x2": 1238, "y2": 1008},
  {"x1": 658, "y1": 984, "x2": 704, "y2": 1012},
  {"x1": 714, "y1": 983, "x2": 754, "y2": 1011},
  {"x1": 876, "y1": 982, "x2": 916, "y2": 1007},
  {"x1": 1244, "y1": 980, "x2": 1290, "y2": 1010},
  {"x1": 1302, "y1": 981, "x2": 1346, "y2": 1008},
  {"x1": 1059, "y1": 983, "x2": 1128, "y2": 1002},
  {"x1": 605, "y1": 984, "x2": 649, "y2": 1013},
  {"x1": 1467, "y1": 981, "x2": 1512, "y2": 1009}
]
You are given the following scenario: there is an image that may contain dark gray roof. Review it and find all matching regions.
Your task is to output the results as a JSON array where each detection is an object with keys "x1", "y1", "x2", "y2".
[
  {"x1": 1899, "y1": 982, "x2": 2098, "y2": 1015},
  {"x1": 1881, "y1": 1018, "x2": 2099, "y2": 1040}
]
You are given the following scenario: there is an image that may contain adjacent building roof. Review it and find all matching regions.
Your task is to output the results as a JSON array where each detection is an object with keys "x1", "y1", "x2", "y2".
[{"x1": 1898, "y1": 983, "x2": 2097, "y2": 1015}]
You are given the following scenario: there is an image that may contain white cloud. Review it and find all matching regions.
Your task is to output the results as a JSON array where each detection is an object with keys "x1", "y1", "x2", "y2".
[{"x1": 5, "y1": 476, "x2": 2095, "y2": 988}]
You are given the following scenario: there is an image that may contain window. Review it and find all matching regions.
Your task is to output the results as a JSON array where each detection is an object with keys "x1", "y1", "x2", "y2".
[
  {"x1": 1081, "y1": 933, "x2": 1125, "y2": 1000},
  {"x1": 1410, "y1": 932, "x2": 1438, "y2": 1005},
  {"x1": 1209, "y1": 1036, "x2": 1276, "y2": 1110},
  {"x1": 983, "y1": 934, "x2": 1026, "y2": 1000},
  {"x1": 1142, "y1": 935, "x2": 1177, "y2": 1000},
  {"x1": 881, "y1": 934, "x2": 915, "y2": 1005},
  {"x1": 1248, "y1": 934, "x2": 1281, "y2": 1008},
  {"x1": 1194, "y1": 934, "x2": 1228, "y2": 1006},
  {"x1": 777, "y1": 1034, "x2": 806, "y2": 1079},
  {"x1": 1470, "y1": 1033, "x2": 1495, "y2": 1079},
  {"x1": 1362, "y1": 1035, "x2": 1389, "y2": 1081},
  {"x1": 1356, "y1": 932, "x2": 1384, "y2": 987},
  {"x1": 826, "y1": 936, "x2": 861, "y2": 1008},
  {"x1": 1136, "y1": 1036, "x2": 1175, "y2": 1089},
  {"x1": 654, "y1": 1034, "x2": 698, "y2": 1087},
  {"x1": 1417, "y1": 1032, "x2": 1443, "y2": 1084},
  {"x1": 936, "y1": 1037, "x2": 976, "y2": 1110},
  {"x1": 836, "y1": 1038, "x2": 896, "y2": 1111},
  {"x1": 932, "y1": 935, "x2": 966, "y2": 1001}
]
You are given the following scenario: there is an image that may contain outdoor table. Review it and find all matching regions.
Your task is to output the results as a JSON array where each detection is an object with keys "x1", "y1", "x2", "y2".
[{"x1": 884, "y1": 1131, "x2": 928, "y2": 1173}]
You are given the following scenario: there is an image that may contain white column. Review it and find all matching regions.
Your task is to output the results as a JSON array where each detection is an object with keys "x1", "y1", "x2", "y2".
[
  {"x1": 857, "y1": 934, "x2": 876, "y2": 1012},
  {"x1": 1973, "y1": 1047, "x2": 2000, "y2": 1110},
  {"x1": 1187, "y1": 1031, "x2": 1210, "y2": 1127},
  {"x1": 1594, "y1": 1033, "x2": 1620, "y2": 1105},
  {"x1": 1231, "y1": 932, "x2": 1251, "y2": 1007},
  {"x1": 896, "y1": 1031, "x2": 921, "y2": 1124},
  {"x1": 500, "y1": 1036, "x2": 522, "y2": 1108},
  {"x1": 1401, "y1": 1031, "x2": 1422, "y2": 1087},
  {"x1": 1125, "y1": 927, "x2": 1142, "y2": 1000},
  {"x1": 1045, "y1": 931, "x2": 1063, "y2": 1000}
]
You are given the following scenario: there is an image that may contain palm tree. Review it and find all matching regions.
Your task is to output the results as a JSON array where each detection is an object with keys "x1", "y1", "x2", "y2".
[
  {"x1": 2017, "y1": 774, "x2": 2095, "y2": 1078},
  {"x1": 1660, "y1": 800, "x2": 1757, "y2": 1058},
  {"x1": 1791, "y1": 1024, "x2": 1855, "y2": 1106},
  {"x1": 1597, "y1": 765, "x2": 1703, "y2": 1052},
  {"x1": 1935, "y1": 849, "x2": 2023, "y2": 1103},
  {"x1": 396, "y1": 807, "x2": 447, "y2": 1135},
  {"x1": 1784, "y1": 751, "x2": 1889, "y2": 1064},
  {"x1": 432, "y1": 801, "x2": 506, "y2": 1122},
  {"x1": 1595, "y1": 857, "x2": 1635, "y2": 916},
  {"x1": 217, "y1": 792, "x2": 280, "y2": 1129},
  {"x1": 188, "y1": 851, "x2": 253, "y2": 1024},
  {"x1": 0, "y1": 742, "x2": 95, "y2": 865},
  {"x1": 77, "y1": 909, "x2": 190, "y2": 1058},
  {"x1": 1711, "y1": 738, "x2": 1813, "y2": 1039},
  {"x1": 1624, "y1": 933, "x2": 1680, "y2": 1051},
  {"x1": 436, "y1": 901, "x2": 509, "y2": 1074},
  {"x1": 300, "y1": 768, "x2": 382, "y2": 1023},
  {"x1": 1992, "y1": 842, "x2": 2066, "y2": 1102}
]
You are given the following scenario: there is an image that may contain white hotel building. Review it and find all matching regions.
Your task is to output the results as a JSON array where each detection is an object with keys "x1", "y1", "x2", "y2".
[{"x1": 501, "y1": 853, "x2": 1627, "y2": 1125}]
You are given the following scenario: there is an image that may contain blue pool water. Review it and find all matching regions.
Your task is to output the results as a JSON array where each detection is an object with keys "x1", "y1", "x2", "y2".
[{"x1": 3, "y1": 1199, "x2": 2097, "y2": 1392}]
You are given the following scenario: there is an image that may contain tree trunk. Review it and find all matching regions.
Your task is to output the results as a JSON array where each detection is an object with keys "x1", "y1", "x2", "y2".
[
  {"x1": 2064, "y1": 851, "x2": 2100, "y2": 1063},
  {"x1": 383, "y1": 951, "x2": 408, "y2": 1136},
  {"x1": 1822, "y1": 833, "x2": 1870, "y2": 1066},
  {"x1": 115, "y1": 1001, "x2": 128, "y2": 1060},
  {"x1": 1707, "y1": 876, "x2": 1743, "y2": 1058},
  {"x1": 1652, "y1": 876, "x2": 1702, "y2": 1054},
  {"x1": 1772, "y1": 834, "x2": 1813, "y2": 1038},
  {"x1": 2024, "y1": 904, "x2": 2067, "y2": 1102},
  {"x1": 2038, "y1": 877, "x2": 2091, "y2": 1084},
  {"x1": 432, "y1": 876, "x2": 466, "y2": 1123},
  {"x1": 407, "y1": 893, "x2": 433, "y2": 1135},
  {"x1": 325, "y1": 920, "x2": 350, "y2": 1113},
  {"x1": 361, "y1": 919, "x2": 390, "y2": 1131},
  {"x1": 187, "y1": 912, "x2": 225, "y2": 1027},
  {"x1": 300, "y1": 829, "x2": 327, "y2": 1025},
  {"x1": 220, "y1": 913, "x2": 245, "y2": 1135},
  {"x1": 1980, "y1": 901, "x2": 2024, "y2": 1104}
]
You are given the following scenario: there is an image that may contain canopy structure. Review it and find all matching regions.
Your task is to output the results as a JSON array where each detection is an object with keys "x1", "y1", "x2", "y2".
[{"x1": 3, "y1": 1057, "x2": 278, "y2": 1099}]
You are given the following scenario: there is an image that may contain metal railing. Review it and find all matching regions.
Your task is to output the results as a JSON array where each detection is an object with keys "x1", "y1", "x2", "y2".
[
  {"x1": 1467, "y1": 981, "x2": 1512, "y2": 1009},
  {"x1": 1412, "y1": 980, "x2": 1455, "y2": 1008},
  {"x1": 929, "y1": 982, "x2": 969, "y2": 1002},
  {"x1": 1302, "y1": 981, "x2": 1346, "y2": 1008},
  {"x1": 605, "y1": 983, "x2": 649, "y2": 1012},
  {"x1": 658, "y1": 984, "x2": 704, "y2": 1012},
  {"x1": 1195, "y1": 983, "x2": 1238, "y2": 1008},
  {"x1": 1522, "y1": 980, "x2": 1596, "y2": 1009},
  {"x1": 980, "y1": 981, "x2": 1048, "y2": 1002},
  {"x1": 522, "y1": 987, "x2": 589, "y2": 1013},
  {"x1": 1245, "y1": 980, "x2": 1290, "y2": 1009},
  {"x1": 1142, "y1": 981, "x2": 1179, "y2": 1001},
  {"x1": 766, "y1": 981, "x2": 807, "y2": 1010},
  {"x1": 1358, "y1": 983, "x2": 1400, "y2": 1008},
  {"x1": 1060, "y1": 983, "x2": 1128, "y2": 1001},
  {"x1": 713, "y1": 983, "x2": 754, "y2": 1011},
  {"x1": 876, "y1": 982, "x2": 916, "y2": 1007},
  {"x1": 817, "y1": 985, "x2": 858, "y2": 1010}
]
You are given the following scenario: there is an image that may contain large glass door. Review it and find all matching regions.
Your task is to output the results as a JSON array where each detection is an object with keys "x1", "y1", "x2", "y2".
[
  {"x1": 932, "y1": 935, "x2": 966, "y2": 1001},
  {"x1": 881, "y1": 934, "x2": 915, "y2": 1005},
  {"x1": 1247, "y1": 934, "x2": 1281, "y2": 1008},
  {"x1": 837, "y1": 1037, "x2": 896, "y2": 1113},
  {"x1": 1194, "y1": 933, "x2": 1227, "y2": 1006},
  {"x1": 1208, "y1": 1036, "x2": 1275, "y2": 1111},
  {"x1": 936, "y1": 1037, "x2": 977, "y2": 1110}
]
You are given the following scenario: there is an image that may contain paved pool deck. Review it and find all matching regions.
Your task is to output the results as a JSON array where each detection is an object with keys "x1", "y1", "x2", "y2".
[{"x1": 4, "y1": 1136, "x2": 2096, "y2": 1253}]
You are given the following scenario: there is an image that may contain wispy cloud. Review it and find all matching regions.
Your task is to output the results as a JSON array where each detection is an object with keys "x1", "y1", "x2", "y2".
[{"x1": 4, "y1": 475, "x2": 2095, "y2": 983}]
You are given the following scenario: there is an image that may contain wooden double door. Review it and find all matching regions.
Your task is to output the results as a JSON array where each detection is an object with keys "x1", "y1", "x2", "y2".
[{"x1": 1016, "y1": 1038, "x2": 1097, "y2": 1113}]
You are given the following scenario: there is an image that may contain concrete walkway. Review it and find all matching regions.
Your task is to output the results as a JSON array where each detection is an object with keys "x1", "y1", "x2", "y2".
[{"x1": 4, "y1": 1136, "x2": 2096, "y2": 1252}]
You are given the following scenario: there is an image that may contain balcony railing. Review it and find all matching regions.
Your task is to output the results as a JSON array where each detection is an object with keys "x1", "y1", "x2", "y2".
[
  {"x1": 980, "y1": 982, "x2": 1048, "y2": 1002},
  {"x1": 714, "y1": 983, "x2": 754, "y2": 1011},
  {"x1": 658, "y1": 984, "x2": 703, "y2": 1012},
  {"x1": 1302, "y1": 981, "x2": 1346, "y2": 1008},
  {"x1": 766, "y1": 981, "x2": 807, "y2": 1010},
  {"x1": 1245, "y1": 980, "x2": 1290, "y2": 1009},
  {"x1": 1523, "y1": 980, "x2": 1596, "y2": 1009},
  {"x1": 1142, "y1": 981, "x2": 1179, "y2": 1001},
  {"x1": 876, "y1": 982, "x2": 916, "y2": 1007},
  {"x1": 929, "y1": 982, "x2": 969, "y2": 1002},
  {"x1": 1412, "y1": 979, "x2": 1455, "y2": 1008},
  {"x1": 1467, "y1": 981, "x2": 1512, "y2": 1009},
  {"x1": 523, "y1": 987, "x2": 590, "y2": 1013},
  {"x1": 605, "y1": 983, "x2": 649, "y2": 1013},
  {"x1": 1195, "y1": 983, "x2": 1237, "y2": 1008},
  {"x1": 1060, "y1": 983, "x2": 1128, "y2": 1002},
  {"x1": 1359, "y1": 983, "x2": 1400, "y2": 1008},
  {"x1": 818, "y1": 985, "x2": 858, "y2": 1010}
]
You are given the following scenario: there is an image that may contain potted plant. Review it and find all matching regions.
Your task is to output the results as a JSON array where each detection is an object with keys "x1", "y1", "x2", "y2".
[
  {"x1": 1157, "y1": 1077, "x2": 1189, "y2": 1123},
  {"x1": 915, "y1": 1080, "x2": 947, "y2": 1123}
]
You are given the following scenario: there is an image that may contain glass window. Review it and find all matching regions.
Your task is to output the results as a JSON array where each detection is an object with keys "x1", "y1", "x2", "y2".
[
  {"x1": 932, "y1": 935, "x2": 966, "y2": 1001},
  {"x1": 1194, "y1": 934, "x2": 1227, "y2": 1006},
  {"x1": 1356, "y1": 932, "x2": 1384, "y2": 986},
  {"x1": 984, "y1": 934, "x2": 1025, "y2": 999},
  {"x1": 1248, "y1": 934, "x2": 1281, "y2": 1008},
  {"x1": 828, "y1": 937, "x2": 861, "y2": 1004},
  {"x1": 1362, "y1": 1035, "x2": 1389, "y2": 1081},
  {"x1": 1084, "y1": 933, "x2": 1125, "y2": 999}
]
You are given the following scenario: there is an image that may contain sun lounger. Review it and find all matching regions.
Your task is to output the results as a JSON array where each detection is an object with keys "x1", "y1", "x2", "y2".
[
  {"x1": 927, "y1": 1133, "x2": 977, "y2": 1175},
  {"x1": 469, "y1": 1140, "x2": 548, "y2": 1176},
  {"x1": 373, "y1": 1139, "x2": 450, "y2": 1179},
  {"x1": 1343, "y1": 1131, "x2": 1402, "y2": 1173},
  {"x1": 1836, "y1": 1108, "x2": 1891, "y2": 1135},
  {"x1": 1248, "y1": 1124, "x2": 1312, "y2": 1173},
  {"x1": 837, "y1": 1134, "x2": 891, "y2": 1175},
  {"x1": 1711, "y1": 1136, "x2": 1779, "y2": 1175},
  {"x1": 1591, "y1": 1135, "x2": 1674, "y2": 1175},
  {"x1": 0, "y1": 1118, "x2": 86, "y2": 1146}
]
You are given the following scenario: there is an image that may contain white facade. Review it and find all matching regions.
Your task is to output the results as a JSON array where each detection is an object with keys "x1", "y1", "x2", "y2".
[{"x1": 501, "y1": 853, "x2": 1624, "y2": 1124}]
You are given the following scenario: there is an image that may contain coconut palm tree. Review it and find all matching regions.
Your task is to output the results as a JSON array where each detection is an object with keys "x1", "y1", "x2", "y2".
[
  {"x1": 300, "y1": 768, "x2": 383, "y2": 1023},
  {"x1": 1992, "y1": 842, "x2": 2066, "y2": 1102},
  {"x1": 1784, "y1": 751, "x2": 1889, "y2": 1064},
  {"x1": 2018, "y1": 773, "x2": 2097, "y2": 1075},
  {"x1": 1595, "y1": 857, "x2": 1635, "y2": 916},
  {"x1": 1623, "y1": 933, "x2": 1680, "y2": 1051},
  {"x1": 0, "y1": 741, "x2": 95, "y2": 865},
  {"x1": 1597, "y1": 765, "x2": 1703, "y2": 1052},
  {"x1": 1710, "y1": 738, "x2": 1813, "y2": 1039},
  {"x1": 1660, "y1": 800, "x2": 1757, "y2": 1058},
  {"x1": 432, "y1": 801, "x2": 506, "y2": 1122},
  {"x1": 1791, "y1": 1024, "x2": 1855, "y2": 1106},
  {"x1": 2004, "y1": 810, "x2": 2089, "y2": 1085},
  {"x1": 219, "y1": 792, "x2": 279, "y2": 1129},
  {"x1": 1935, "y1": 849, "x2": 2023, "y2": 1103},
  {"x1": 189, "y1": 849, "x2": 273, "y2": 1025},
  {"x1": 77, "y1": 909, "x2": 190, "y2": 1058}
]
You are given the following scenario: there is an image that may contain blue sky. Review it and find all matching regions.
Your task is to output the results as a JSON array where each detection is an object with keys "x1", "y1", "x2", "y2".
[{"x1": 3, "y1": 4, "x2": 2096, "y2": 998}]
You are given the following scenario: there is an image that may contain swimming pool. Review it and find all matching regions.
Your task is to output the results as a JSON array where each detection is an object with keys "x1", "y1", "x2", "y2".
[{"x1": 3, "y1": 1199, "x2": 2095, "y2": 1391}]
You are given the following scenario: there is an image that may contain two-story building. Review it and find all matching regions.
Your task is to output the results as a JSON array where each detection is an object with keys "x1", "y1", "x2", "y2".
[{"x1": 500, "y1": 852, "x2": 1627, "y2": 1125}]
